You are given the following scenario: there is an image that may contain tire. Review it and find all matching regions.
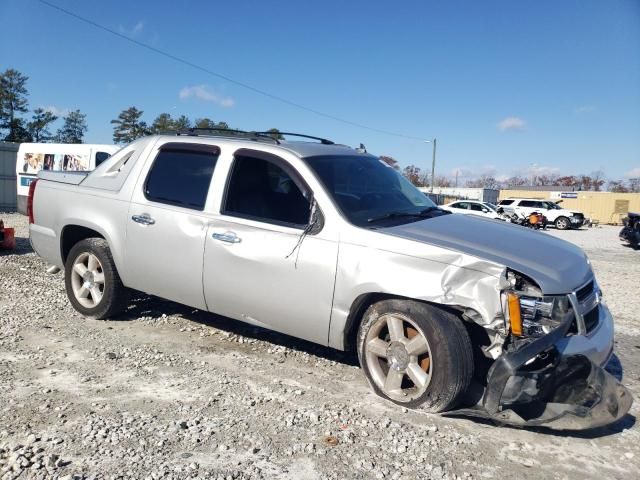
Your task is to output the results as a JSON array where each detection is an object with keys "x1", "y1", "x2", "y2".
[
  {"x1": 64, "y1": 238, "x2": 129, "y2": 319},
  {"x1": 555, "y1": 216, "x2": 570, "y2": 230},
  {"x1": 357, "y1": 299, "x2": 474, "y2": 412}
]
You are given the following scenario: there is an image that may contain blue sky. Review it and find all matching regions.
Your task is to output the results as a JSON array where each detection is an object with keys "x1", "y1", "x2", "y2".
[{"x1": 1, "y1": 0, "x2": 639, "y2": 181}]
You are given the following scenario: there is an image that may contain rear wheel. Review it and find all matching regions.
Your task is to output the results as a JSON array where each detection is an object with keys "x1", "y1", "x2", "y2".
[
  {"x1": 555, "y1": 216, "x2": 570, "y2": 230},
  {"x1": 65, "y1": 238, "x2": 129, "y2": 319},
  {"x1": 357, "y1": 299, "x2": 474, "y2": 412}
]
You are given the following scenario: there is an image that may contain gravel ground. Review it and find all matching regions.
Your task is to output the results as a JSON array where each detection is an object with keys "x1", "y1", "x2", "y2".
[{"x1": 0, "y1": 213, "x2": 638, "y2": 480}]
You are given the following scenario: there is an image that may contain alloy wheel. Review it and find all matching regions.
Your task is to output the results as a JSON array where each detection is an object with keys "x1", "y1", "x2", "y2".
[
  {"x1": 364, "y1": 313, "x2": 433, "y2": 402},
  {"x1": 70, "y1": 252, "x2": 105, "y2": 309}
]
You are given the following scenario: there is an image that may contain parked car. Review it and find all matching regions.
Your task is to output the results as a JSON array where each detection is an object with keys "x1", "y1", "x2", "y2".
[
  {"x1": 28, "y1": 129, "x2": 631, "y2": 429},
  {"x1": 497, "y1": 198, "x2": 585, "y2": 230},
  {"x1": 440, "y1": 200, "x2": 502, "y2": 220},
  {"x1": 620, "y1": 213, "x2": 640, "y2": 249},
  {"x1": 16, "y1": 142, "x2": 119, "y2": 215}
]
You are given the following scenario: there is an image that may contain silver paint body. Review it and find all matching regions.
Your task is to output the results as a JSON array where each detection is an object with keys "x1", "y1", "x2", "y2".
[{"x1": 30, "y1": 135, "x2": 613, "y2": 366}]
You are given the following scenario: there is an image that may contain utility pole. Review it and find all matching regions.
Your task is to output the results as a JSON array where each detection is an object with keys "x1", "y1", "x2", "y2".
[
  {"x1": 430, "y1": 138, "x2": 437, "y2": 193},
  {"x1": 455, "y1": 169, "x2": 459, "y2": 188}
]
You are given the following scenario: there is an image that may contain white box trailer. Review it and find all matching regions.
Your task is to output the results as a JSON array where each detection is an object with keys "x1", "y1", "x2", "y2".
[{"x1": 16, "y1": 143, "x2": 119, "y2": 214}]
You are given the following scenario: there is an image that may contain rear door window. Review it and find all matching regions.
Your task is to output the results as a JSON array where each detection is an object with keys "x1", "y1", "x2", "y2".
[{"x1": 144, "y1": 144, "x2": 219, "y2": 210}]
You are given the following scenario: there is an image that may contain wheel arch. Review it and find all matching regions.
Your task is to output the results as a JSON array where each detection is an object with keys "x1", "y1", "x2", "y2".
[
  {"x1": 342, "y1": 293, "x2": 469, "y2": 353},
  {"x1": 60, "y1": 224, "x2": 105, "y2": 265},
  {"x1": 59, "y1": 221, "x2": 127, "y2": 284}
]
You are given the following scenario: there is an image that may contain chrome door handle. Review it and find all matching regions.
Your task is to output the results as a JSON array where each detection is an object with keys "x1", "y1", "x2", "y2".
[
  {"x1": 212, "y1": 232, "x2": 241, "y2": 244},
  {"x1": 131, "y1": 214, "x2": 156, "y2": 225}
]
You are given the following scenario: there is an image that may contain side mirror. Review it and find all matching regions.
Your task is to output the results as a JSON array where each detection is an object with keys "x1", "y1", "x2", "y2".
[{"x1": 308, "y1": 197, "x2": 324, "y2": 235}]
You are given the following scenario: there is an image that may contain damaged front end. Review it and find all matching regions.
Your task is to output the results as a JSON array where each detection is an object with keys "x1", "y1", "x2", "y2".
[
  {"x1": 450, "y1": 272, "x2": 633, "y2": 430},
  {"x1": 481, "y1": 313, "x2": 631, "y2": 429}
]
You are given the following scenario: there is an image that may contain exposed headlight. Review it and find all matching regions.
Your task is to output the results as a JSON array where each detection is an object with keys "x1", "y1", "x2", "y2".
[{"x1": 506, "y1": 292, "x2": 570, "y2": 338}]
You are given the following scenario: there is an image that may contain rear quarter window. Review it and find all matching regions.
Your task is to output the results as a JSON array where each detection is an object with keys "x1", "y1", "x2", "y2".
[{"x1": 95, "y1": 151, "x2": 111, "y2": 167}]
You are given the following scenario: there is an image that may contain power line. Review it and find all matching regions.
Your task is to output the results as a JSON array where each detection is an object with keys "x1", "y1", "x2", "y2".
[{"x1": 37, "y1": 0, "x2": 429, "y2": 142}]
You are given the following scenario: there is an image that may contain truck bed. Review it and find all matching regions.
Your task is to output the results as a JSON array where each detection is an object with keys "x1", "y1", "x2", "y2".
[{"x1": 38, "y1": 170, "x2": 89, "y2": 185}]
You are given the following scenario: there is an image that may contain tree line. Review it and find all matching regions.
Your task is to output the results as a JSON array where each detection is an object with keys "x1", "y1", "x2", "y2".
[
  {"x1": 0, "y1": 68, "x2": 87, "y2": 143},
  {"x1": 382, "y1": 157, "x2": 639, "y2": 193},
  {"x1": 109, "y1": 106, "x2": 283, "y2": 144}
]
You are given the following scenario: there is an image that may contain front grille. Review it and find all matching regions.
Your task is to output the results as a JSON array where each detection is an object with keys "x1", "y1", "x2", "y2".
[
  {"x1": 567, "y1": 278, "x2": 601, "y2": 335},
  {"x1": 584, "y1": 306, "x2": 599, "y2": 333},
  {"x1": 576, "y1": 281, "x2": 594, "y2": 302}
]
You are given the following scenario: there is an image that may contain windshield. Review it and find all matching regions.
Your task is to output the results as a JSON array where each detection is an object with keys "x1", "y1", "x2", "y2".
[
  {"x1": 484, "y1": 202, "x2": 498, "y2": 211},
  {"x1": 304, "y1": 155, "x2": 438, "y2": 227}
]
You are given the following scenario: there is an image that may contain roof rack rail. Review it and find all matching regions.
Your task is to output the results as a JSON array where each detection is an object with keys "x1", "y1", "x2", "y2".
[
  {"x1": 176, "y1": 127, "x2": 280, "y2": 144},
  {"x1": 255, "y1": 131, "x2": 334, "y2": 145}
]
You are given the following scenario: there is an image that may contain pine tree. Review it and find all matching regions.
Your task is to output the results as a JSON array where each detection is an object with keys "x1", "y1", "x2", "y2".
[
  {"x1": 27, "y1": 108, "x2": 58, "y2": 142},
  {"x1": 173, "y1": 115, "x2": 191, "y2": 131},
  {"x1": 57, "y1": 110, "x2": 88, "y2": 143},
  {"x1": 0, "y1": 68, "x2": 30, "y2": 141},
  {"x1": 111, "y1": 107, "x2": 147, "y2": 144},
  {"x1": 150, "y1": 113, "x2": 175, "y2": 133},
  {"x1": 194, "y1": 117, "x2": 216, "y2": 129}
]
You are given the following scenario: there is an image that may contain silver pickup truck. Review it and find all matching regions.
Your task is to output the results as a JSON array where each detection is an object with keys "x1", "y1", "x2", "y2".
[{"x1": 28, "y1": 130, "x2": 631, "y2": 429}]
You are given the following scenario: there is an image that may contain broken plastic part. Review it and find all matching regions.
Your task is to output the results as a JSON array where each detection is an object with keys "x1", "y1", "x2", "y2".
[{"x1": 445, "y1": 313, "x2": 633, "y2": 430}]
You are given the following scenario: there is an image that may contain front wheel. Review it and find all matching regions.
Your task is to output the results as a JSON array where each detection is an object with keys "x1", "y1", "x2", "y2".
[
  {"x1": 555, "y1": 216, "x2": 571, "y2": 230},
  {"x1": 357, "y1": 299, "x2": 474, "y2": 412},
  {"x1": 65, "y1": 238, "x2": 129, "y2": 319}
]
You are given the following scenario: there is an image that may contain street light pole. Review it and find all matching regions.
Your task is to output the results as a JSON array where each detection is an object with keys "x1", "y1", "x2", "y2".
[{"x1": 430, "y1": 138, "x2": 437, "y2": 193}]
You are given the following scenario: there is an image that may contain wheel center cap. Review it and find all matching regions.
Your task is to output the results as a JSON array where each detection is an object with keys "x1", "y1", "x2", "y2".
[
  {"x1": 82, "y1": 271, "x2": 94, "y2": 287},
  {"x1": 387, "y1": 342, "x2": 409, "y2": 371}
]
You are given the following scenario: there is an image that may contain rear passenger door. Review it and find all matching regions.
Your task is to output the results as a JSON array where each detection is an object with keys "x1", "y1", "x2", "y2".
[
  {"x1": 202, "y1": 149, "x2": 339, "y2": 345},
  {"x1": 125, "y1": 142, "x2": 219, "y2": 310}
]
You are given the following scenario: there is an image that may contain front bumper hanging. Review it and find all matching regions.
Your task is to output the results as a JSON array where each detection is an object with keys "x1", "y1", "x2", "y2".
[{"x1": 448, "y1": 313, "x2": 632, "y2": 430}]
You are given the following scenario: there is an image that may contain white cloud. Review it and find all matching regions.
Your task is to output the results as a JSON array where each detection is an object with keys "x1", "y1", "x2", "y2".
[
  {"x1": 575, "y1": 105, "x2": 596, "y2": 114},
  {"x1": 118, "y1": 21, "x2": 144, "y2": 36},
  {"x1": 450, "y1": 167, "x2": 473, "y2": 179},
  {"x1": 625, "y1": 167, "x2": 640, "y2": 179},
  {"x1": 40, "y1": 105, "x2": 69, "y2": 117},
  {"x1": 451, "y1": 165, "x2": 496, "y2": 179},
  {"x1": 179, "y1": 85, "x2": 235, "y2": 108},
  {"x1": 525, "y1": 164, "x2": 560, "y2": 177},
  {"x1": 497, "y1": 116, "x2": 526, "y2": 132}
]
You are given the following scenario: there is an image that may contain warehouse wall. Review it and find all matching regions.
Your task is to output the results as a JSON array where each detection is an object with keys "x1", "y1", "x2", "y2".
[
  {"x1": 0, "y1": 142, "x2": 19, "y2": 212},
  {"x1": 499, "y1": 189, "x2": 640, "y2": 225}
]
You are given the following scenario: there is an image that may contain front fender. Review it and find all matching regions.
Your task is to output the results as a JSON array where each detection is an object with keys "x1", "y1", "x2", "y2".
[{"x1": 328, "y1": 241, "x2": 507, "y2": 349}]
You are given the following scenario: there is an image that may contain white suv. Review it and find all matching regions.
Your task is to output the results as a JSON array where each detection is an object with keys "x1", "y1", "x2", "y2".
[{"x1": 497, "y1": 198, "x2": 585, "y2": 230}]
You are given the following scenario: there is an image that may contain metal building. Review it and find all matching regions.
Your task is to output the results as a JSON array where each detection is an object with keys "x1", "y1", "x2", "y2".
[{"x1": 0, "y1": 142, "x2": 19, "y2": 212}]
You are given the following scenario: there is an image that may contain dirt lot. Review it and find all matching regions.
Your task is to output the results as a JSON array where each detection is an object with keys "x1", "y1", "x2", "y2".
[{"x1": 1, "y1": 213, "x2": 638, "y2": 480}]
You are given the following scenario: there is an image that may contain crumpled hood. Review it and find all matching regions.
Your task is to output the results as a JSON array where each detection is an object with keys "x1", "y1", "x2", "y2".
[{"x1": 383, "y1": 214, "x2": 592, "y2": 294}]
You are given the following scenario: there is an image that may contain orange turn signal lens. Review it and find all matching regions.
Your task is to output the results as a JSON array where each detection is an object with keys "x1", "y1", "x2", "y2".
[{"x1": 507, "y1": 293, "x2": 523, "y2": 336}]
